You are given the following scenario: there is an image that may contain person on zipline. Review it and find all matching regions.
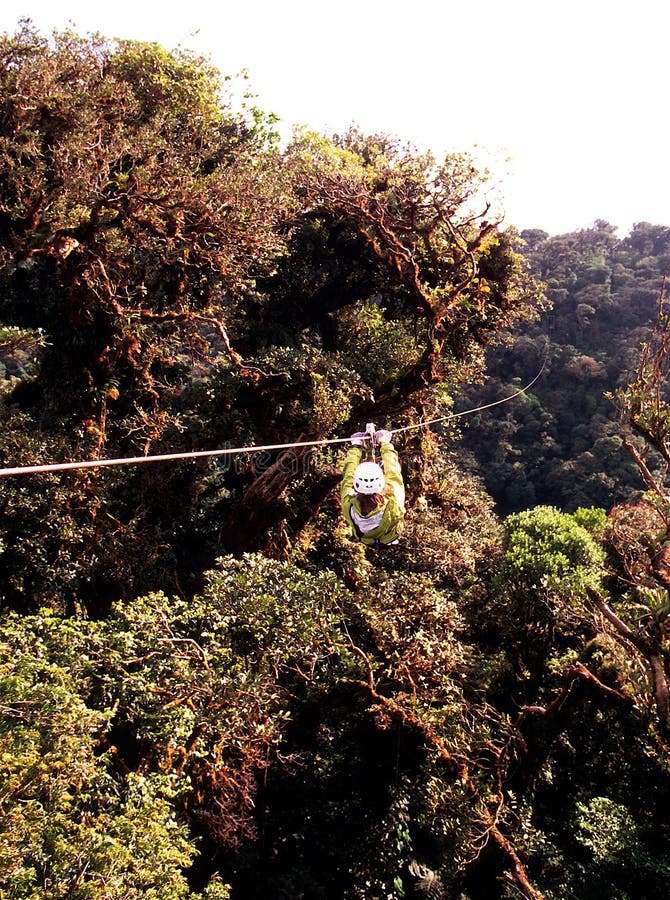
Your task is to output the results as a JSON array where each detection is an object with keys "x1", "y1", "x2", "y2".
[{"x1": 340, "y1": 429, "x2": 405, "y2": 547}]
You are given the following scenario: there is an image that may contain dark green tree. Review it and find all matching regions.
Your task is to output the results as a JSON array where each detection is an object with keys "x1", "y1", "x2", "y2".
[
  {"x1": 0, "y1": 25, "x2": 543, "y2": 611},
  {"x1": 457, "y1": 220, "x2": 670, "y2": 513}
]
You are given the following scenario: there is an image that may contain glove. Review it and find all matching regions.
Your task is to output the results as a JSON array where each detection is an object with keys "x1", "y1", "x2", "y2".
[
  {"x1": 375, "y1": 429, "x2": 392, "y2": 445},
  {"x1": 350, "y1": 432, "x2": 368, "y2": 446}
]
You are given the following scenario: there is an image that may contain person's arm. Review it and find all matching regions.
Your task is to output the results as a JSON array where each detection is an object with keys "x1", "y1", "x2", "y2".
[
  {"x1": 340, "y1": 446, "x2": 363, "y2": 507},
  {"x1": 380, "y1": 442, "x2": 405, "y2": 510}
]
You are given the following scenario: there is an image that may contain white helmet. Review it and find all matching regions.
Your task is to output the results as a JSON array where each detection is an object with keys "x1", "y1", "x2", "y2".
[{"x1": 353, "y1": 462, "x2": 385, "y2": 495}]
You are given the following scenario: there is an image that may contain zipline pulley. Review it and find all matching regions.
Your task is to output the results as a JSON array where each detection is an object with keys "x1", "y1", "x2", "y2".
[{"x1": 365, "y1": 422, "x2": 377, "y2": 461}]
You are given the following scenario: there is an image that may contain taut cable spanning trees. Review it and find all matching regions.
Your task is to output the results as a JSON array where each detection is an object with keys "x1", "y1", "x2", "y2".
[{"x1": 0, "y1": 358, "x2": 546, "y2": 478}]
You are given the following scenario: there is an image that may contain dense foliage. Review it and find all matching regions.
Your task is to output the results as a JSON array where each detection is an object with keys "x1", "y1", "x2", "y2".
[
  {"x1": 3, "y1": 22, "x2": 670, "y2": 900},
  {"x1": 457, "y1": 219, "x2": 670, "y2": 513},
  {"x1": 0, "y1": 23, "x2": 539, "y2": 611}
]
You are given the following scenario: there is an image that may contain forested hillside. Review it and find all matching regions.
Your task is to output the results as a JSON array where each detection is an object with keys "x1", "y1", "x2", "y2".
[
  {"x1": 457, "y1": 220, "x2": 670, "y2": 513},
  {"x1": 3, "y1": 24, "x2": 670, "y2": 900}
]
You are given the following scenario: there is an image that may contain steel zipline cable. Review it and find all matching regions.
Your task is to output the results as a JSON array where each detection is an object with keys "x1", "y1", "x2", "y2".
[
  {"x1": 0, "y1": 355, "x2": 547, "y2": 478},
  {"x1": 391, "y1": 349, "x2": 548, "y2": 435},
  {"x1": 0, "y1": 436, "x2": 354, "y2": 478}
]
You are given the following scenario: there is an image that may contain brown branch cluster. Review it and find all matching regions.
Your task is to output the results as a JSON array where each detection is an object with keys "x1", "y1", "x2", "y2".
[
  {"x1": 348, "y1": 639, "x2": 545, "y2": 900},
  {"x1": 586, "y1": 587, "x2": 670, "y2": 737}
]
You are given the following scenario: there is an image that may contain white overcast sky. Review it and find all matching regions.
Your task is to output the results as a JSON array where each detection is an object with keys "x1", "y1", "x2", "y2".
[{"x1": 1, "y1": 0, "x2": 668, "y2": 236}]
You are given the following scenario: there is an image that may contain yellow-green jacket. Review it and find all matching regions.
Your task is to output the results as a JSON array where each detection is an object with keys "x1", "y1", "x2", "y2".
[{"x1": 340, "y1": 442, "x2": 405, "y2": 545}]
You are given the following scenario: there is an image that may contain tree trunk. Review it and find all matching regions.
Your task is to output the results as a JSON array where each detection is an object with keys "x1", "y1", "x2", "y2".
[
  {"x1": 222, "y1": 443, "x2": 315, "y2": 554},
  {"x1": 649, "y1": 654, "x2": 670, "y2": 738}
]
